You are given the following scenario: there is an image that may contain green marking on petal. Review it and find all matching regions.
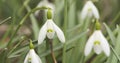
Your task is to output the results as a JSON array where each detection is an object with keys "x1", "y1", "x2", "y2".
[
  {"x1": 28, "y1": 57, "x2": 31, "y2": 62},
  {"x1": 94, "y1": 41, "x2": 100, "y2": 45},
  {"x1": 88, "y1": 7, "x2": 92, "y2": 12},
  {"x1": 47, "y1": 29, "x2": 53, "y2": 33}
]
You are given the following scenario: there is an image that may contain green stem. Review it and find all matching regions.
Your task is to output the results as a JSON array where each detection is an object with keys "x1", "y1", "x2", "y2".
[
  {"x1": 64, "y1": 0, "x2": 68, "y2": 31},
  {"x1": 7, "y1": 38, "x2": 26, "y2": 57},
  {"x1": 24, "y1": 0, "x2": 39, "y2": 40},
  {"x1": 46, "y1": 38, "x2": 54, "y2": 63},
  {"x1": 0, "y1": 48, "x2": 8, "y2": 63},
  {"x1": 7, "y1": 7, "x2": 48, "y2": 48},
  {"x1": 112, "y1": 11, "x2": 120, "y2": 24},
  {"x1": 49, "y1": 39, "x2": 57, "y2": 63},
  {"x1": 63, "y1": 0, "x2": 68, "y2": 63},
  {"x1": 0, "y1": 17, "x2": 11, "y2": 25},
  {"x1": 16, "y1": 30, "x2": 87, "y2": 58}
]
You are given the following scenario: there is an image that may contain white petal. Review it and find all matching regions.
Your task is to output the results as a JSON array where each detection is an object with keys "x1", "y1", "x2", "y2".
[
  {"x1": 38, "y1": 21, "x2": 47, "y2": 44},
  {"x1": 90, "y1": 1, "x2": 100, "y2": 19},
  {"x1": 81, "y1": 1, "x2": 89, "y2": 20},
  {"x1": 34, "y1": 10, "x2": 40, "y2": 16},
  {"x1": 81, "y1": 1, "x2": 100, "y2": 20},
  {"x1": 46, "y1": 20, "x2": 55, "y2": 39},
  {"x1": 30, "y1": 49, "x2": 42, "y2": 63},
  {"x1": 51, "y1": 20, "x2": 65, "y2": 43},
  {"x1": 46, "y1": 31, "x2": 55, "y2": 39},
  {"x1": 90, "y1": 31, "x2": 102, "y2": 54},
  {"x1": 84, "y1": 34, "x2": 94, "y2": 56},
  {"x1": 36, "y1": 54, "x2": 42, "y2": 63},
  {"x1": 34, "y1": 0, "x2": 45, "y2": 16},
  {"x1": 24, "y1": 52, "x2": 29, "y2": 63},
  {"x1": 34, "y1": 0, "x2": 55, "y2": 16},
  {"x1": 98, "y1": 31, "x2": 110, "y2": 56},
  {"x1": 93, "y1": 45, "x2": 102, "y2": 54}
]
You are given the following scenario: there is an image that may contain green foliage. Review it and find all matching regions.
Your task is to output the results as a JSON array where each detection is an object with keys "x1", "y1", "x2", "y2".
[{"x1": 0, "y1": 0, "x2": 120, "y2": 63}]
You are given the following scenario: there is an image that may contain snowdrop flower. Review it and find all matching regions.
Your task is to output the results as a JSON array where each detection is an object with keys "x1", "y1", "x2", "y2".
[
  {"x1": 81, "y1": 0, "x2": 100, "y2": 21},
  {"x1": 84, "y1": 21, "x2": 110, "y2": 57},
  {"x1": 24, "y1": 41, "x2": 42, "y2": 63},
  {"x1": 24, "y1": 49, "x2": 42, "y2": 63},
  {"x1": 34, "y1": 0, "x2": 55, "y2": 16},
  {"x1": 38, "y1": 9, "x2": 65, "y2": 44}
]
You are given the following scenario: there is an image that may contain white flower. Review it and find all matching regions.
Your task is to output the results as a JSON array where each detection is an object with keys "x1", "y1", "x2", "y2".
[
  {"x1": 84, "y1": 30, "x2": 110, "y2": 56},
  {"x1": 24, "y1": 49, "x2": 42, "y2": 63},
  {"x1": 81, "y1": 0, "x2": 99, "y2": 20},
  {"x1": 34, "y1": 0, "x2": 55, "y2": 16},
  {"x1": 38, "y1": 19, "x2": 65, "y2": 44}
]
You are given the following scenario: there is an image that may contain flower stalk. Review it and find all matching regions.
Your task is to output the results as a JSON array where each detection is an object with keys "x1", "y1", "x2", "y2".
[{"x1": 49, "y1": 39, "x2": 57, "y2": 63}]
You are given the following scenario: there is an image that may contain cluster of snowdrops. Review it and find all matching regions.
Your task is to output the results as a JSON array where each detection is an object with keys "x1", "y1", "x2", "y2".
[{"x1": 24, "y1": 0, "x2": 110, "y2": 63}]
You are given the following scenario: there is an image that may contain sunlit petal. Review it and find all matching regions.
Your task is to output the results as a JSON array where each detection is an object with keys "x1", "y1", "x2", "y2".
[
  {"x1": 46, "y1": 20, "x2": 55, "y2": 39},
  {"x1": 81, "y1": 1, "x2": 89, "y2": 20},
  {"x1": 90, "y1": 3, "x2": 99, "y2": 19},
  {"x1": 30, "y1": 49, "x2": 42, "y2": 63},
  {"x1": 34, "y1": 0, "x2": 55, "y2": 16},
  {"x1": 85, "y1": 30, "x2": 110, "y2": 56},
  {"x1": 93, "y1": 45, "x2": 102, "y2": 54},
  {"x1": 24, "y1": 49, "x2": 42, "y2": 63},
  {"x1": 88, "y1": 1, "x2": 99, "y2": 19},
  {"x1": 34, "y1": 0, "x2": 46, "y2": 16},
  {"x1": 81, "y1": 1, "x2": 99, "y2": 20},
  {"x1": 38, "y1": 21, "x2": 47, "y2": 44},
  {"x1": 98, "y1": 31, "x2": 110, "y2": 56},
  {"x1": 51, "y1": 20, "x2": 65, "y2": 43},
  {"x1": 84, "y1": 34, "x2": 94, "y2": 56},
  {"x1": 24, "y1": 53, "x2": 29, "y2": 63},
  {"x1": 36, "y1": 54, "x2": 42, "y2": 63}
]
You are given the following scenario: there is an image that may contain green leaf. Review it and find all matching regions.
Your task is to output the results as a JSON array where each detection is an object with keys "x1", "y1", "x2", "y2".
[
  {"x1": 0, "y1": 17, "x2": 11, "y2": 25},
  {"x1": 103, "y1": 23, "x2": 116, "y2": 46},
  {"x1": 110, "y1": 26, "x2": 120, "y2": 63},
  {"x1": 24, "y1": 1, "x2": 39, "y2": 40},
  {"x1": 39, "y1": 30, "x2": 88, "y2": 57}
]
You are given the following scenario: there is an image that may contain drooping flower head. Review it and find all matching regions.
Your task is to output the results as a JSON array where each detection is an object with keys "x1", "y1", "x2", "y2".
[
  {"x1": 38, "y1": 9, "x2": 65, "y2": 44},
  {"x1": 84, "y1": 21, "x2": 110, "y2": 56},
  {"x1": 34, "y1": 0, "x2": 55, "y2": 16},
  {"x1": 81, "y1": 0, "x2": 100, "y2": 21},
  {"x1": 24, "y1": 40, "x2": 42, "y2": 63}
]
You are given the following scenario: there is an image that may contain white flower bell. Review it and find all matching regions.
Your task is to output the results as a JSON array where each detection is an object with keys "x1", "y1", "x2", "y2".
[
  {"x1": 34, "y1": 0, "x2": 55, "y2": 16},
  {"x1": 81, "y1": 0, "x2": 100, "y2": 20},
  {"x1": 38, "y1": 9, "x2": 65, "y2": 44},
  {"x1": 24, "y1": 41, "x2": 42, "y2": 63},
  {"x1": 84, "y1": 21, "x2": 110, "y2": 56},
  {"x1": 24, "y1": 49, "x2": 42, "y2": 63}
]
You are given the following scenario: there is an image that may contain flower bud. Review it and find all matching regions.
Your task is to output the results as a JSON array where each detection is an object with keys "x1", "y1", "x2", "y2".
[
  {"x1": 95, "y1": 20, "x2": 101, "y2": 30},
  {"x1": 29, "y1": 40, "x2": 34, "y2": 49},
  {"x1": 47, "y1": 9, "x2": 52, "y2": 19}
]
